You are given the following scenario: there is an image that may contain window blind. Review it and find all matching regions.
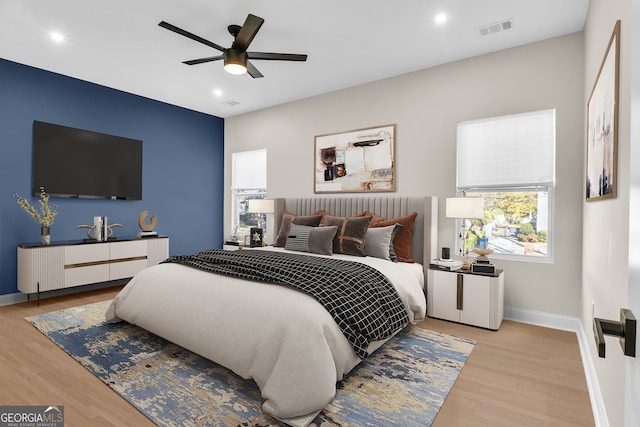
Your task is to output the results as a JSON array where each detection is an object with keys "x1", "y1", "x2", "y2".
[
  {"x1": 232, "y1": 149, "x2": 267, "y2": 189},
  {"x1": 457, "y1": 109, "x2": 555, "y2": 189}
]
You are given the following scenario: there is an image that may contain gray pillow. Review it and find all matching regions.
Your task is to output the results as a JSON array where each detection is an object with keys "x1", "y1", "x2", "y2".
[
  {"x1": 285, "y1": 224, "x2": 338, "y2": 255},
  {"x1": 274, "y1": 214, "x2": 323, "y2": 247},
  {"x1": 364, "y1": 223, "x2": 403, "y2": 262}
]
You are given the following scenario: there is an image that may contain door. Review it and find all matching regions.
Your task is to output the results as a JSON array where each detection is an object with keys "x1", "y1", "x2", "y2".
[
  {"x1": 431, "y1": 270, "x2": 460, "y2": 322},
  {"x1": 459, "y1": 274, "x2": 491, "y2": 328},
  {"x1": 628, "y1": 3, "x2": 640, "y2": 424}
]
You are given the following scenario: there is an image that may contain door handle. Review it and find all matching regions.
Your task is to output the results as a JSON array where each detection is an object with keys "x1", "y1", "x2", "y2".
[
  {"x1": 593, "y1": 308, "x2": 636, "y2": 358},
  {"x1": 456, "y1": 274, "x2": 463, "y2": 310}
]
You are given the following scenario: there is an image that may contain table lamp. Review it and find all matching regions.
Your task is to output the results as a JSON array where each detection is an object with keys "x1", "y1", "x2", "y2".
[
  {"x1": 247, "y1": 199, "x2": 275, "y2": 245},
  {"x1": 446, "y1": 196, "x2": 485, "y2": 266}
]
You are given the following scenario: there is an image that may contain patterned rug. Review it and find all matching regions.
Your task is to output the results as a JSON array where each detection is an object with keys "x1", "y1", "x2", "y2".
[{"x1": 26, "y1": 301, "x2": 475, "y2": 427}]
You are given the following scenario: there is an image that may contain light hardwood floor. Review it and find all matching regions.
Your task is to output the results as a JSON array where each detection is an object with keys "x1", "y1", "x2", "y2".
[{"x1": 0, "y1": 286, "x2": 595, "y2": 426}]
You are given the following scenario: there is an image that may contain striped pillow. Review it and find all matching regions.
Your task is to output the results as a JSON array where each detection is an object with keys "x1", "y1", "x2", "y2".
[{"x1": 285, "y1": 224, "x2": 338, "y2": 255}]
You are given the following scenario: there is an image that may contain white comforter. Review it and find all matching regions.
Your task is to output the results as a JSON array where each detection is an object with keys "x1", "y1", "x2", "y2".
[{"x1": 105, "y1": 247, "x2": 426, "y2": 426}]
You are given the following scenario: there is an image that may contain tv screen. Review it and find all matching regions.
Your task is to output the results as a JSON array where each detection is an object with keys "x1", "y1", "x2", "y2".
[{"x1": 32, "y1": 120, "x2": 143, "y2": 200}]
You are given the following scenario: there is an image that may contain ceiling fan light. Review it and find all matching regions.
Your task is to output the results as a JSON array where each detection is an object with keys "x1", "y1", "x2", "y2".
[
  {"x1": 224, "y1": 50, "x2": 248, "y2": 75},
  {"x1": 224, "y1": 62, "x2": 247, "y2": 75}
]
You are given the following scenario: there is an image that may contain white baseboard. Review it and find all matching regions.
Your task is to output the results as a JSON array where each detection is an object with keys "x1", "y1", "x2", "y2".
[
  {"x1": 505, "y1": 306, "x2": 609, "y2": 427},
  {"x1": 0, "y1": 281, "x2": 127, "y2": 307},
  {"x1": 0, "y1": 292, "x2": 28, "y2": 306}
]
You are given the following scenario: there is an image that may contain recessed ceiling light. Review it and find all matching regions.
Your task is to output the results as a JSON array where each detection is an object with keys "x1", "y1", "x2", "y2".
[
  {"x1": 213, "y1": 89, "x2": 223, "y2": 97},
  {"x1": 434, "y1": 13, "x2": 447, "y2": 24},
  {"x1": 49, "y1": 32, "x2": 65, "y2": 43}
]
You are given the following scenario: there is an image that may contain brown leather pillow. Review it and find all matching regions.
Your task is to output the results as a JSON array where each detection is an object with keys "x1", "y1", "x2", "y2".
[
  {"x1": 274, "y1": 214, "x2": 323, "y2": 247},
  {"x1": 323, "y1": 215, "x2": 372, "y2": 256},
  {"x1": 369, "y1": 212, "x2": 418, "y2": 263}
]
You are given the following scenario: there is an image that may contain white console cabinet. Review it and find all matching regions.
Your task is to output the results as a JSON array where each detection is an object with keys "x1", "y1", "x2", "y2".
[
  {"x1": 427, "y1": 268, "x2": 504, "y2": 330},
  {"x1": 18, "y1": 237, "x2": 169, "y2": 298}
]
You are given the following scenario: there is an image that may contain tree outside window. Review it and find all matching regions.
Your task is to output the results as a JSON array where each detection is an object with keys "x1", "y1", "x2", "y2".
[{"x1": 464, "y1": 191, "x2": 549, "y2": 258}]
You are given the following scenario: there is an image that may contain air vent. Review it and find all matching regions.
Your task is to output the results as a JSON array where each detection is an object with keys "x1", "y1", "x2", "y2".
[
  {"x1": 476, "y1": 18, "x2": 514, "y2": 37},
  {"x1": 222, "y1": 100, "x2": 240, "y2": 107}
]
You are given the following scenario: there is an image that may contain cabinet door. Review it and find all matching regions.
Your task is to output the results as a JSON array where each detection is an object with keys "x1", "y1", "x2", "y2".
[
  {"x1": 430, "y1": 270, "x2": 460, "y2": 322},
  {"x1": 18, "y1": 247, "x2": 65, "y2": 293},
  {"x1": 146, "y1": 238, "x2": 169, "y2": 266},
  {"x1": 459, "y1": 274, "x2": 491, "y2": 328}
]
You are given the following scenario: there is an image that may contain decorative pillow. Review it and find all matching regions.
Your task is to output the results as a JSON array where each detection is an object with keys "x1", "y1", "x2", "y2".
[
  {"x1": 364, "y1": 223, "x2": 403, "y2": 262},
  {"x1": 284, "y1": 209, "x2": 331, "y2": 224},
  {"x1": 355, "y1": 210, "x2": 385, "y2": 224},
  {"x1": 285, "y1": 224, "x2": 338, "y2": 255},
  {"x1": 323, "y1": 215, "x2": 372, "y2": 257},
  {"x1": 274, "y1": 214, "x2": 323, "y2": 247},
  {"x1": 369, "y1": 212, "x2": 418, "y2": 263}
]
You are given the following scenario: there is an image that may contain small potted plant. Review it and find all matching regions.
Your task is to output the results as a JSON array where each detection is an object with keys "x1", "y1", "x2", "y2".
[{"x1": 14, "y1": 187, "x2": 57, "y2": 245}]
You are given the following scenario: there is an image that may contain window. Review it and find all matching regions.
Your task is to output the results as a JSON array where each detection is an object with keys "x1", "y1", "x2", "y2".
[
  {"x1": 456, "y1": 109, "x2": 555, "y2": 261},
  {"x1": 231, "y1": 149, "x2": 267, "y2": 240}
]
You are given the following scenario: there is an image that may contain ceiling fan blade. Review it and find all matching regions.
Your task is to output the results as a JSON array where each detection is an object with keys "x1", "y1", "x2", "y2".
[
  {"x1": 159, "y1": 21, "x2": 226, "y2": 52},
  {"x1": 246, "y1": 61, "x2": 264, "y2": 78},
  {"x1": 247, "y1": 52, "x2": 308, "y2": 62},
  {"x1": 232, "y1": 14, "x2": 264, "y2": 51},
  {"x1": 183, "y1": 55, "x2": 224, "y2": 65}
]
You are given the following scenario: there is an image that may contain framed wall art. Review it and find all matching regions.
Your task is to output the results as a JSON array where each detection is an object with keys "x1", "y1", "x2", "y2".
[
  {"x1": 586, "y1": 20, "x2": 620, "y2": 202},
  {"x1": 314, "y1": 124, "x2": 396, "y2": 193}
]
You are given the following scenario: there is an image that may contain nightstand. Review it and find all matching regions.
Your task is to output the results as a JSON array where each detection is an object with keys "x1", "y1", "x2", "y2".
[
  {"x1": 427, "y1": 267, "x2": 504, "y2": 330},
  {"x1": 223, "y1": 242, "x2": 245, "y2": 251}
]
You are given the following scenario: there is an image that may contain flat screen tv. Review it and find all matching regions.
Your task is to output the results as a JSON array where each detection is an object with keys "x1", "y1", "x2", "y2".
[{"x1": 32, "y1": 120, "x2": 143, "y2": 200}]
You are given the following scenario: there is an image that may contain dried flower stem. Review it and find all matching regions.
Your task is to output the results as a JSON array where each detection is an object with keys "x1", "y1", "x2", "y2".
[{"x1": 14, "y1": 189, "x2": 57, "y2": 227}]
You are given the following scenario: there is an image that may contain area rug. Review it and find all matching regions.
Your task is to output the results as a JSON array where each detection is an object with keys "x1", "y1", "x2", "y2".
[{"x1": 26, "y1": 301, "x2": 475, "y2": 427}]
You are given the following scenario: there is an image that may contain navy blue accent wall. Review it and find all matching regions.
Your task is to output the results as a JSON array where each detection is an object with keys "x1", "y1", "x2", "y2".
[{"x1": 0, "y1": 58, "x2": 225, "y2": 295}]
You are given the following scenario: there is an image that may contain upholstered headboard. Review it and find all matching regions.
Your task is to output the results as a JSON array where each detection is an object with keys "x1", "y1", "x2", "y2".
[{"x1": 273, "y1": 197, "x2": 438, "y2": 270}]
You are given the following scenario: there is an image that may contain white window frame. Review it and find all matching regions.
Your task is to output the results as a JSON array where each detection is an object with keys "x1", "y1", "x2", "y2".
[
  {"x1": 456, "y1": 109, "x2": 555, "y2": 263},
  {"x1": 231, "y1": 149, "x2": 267, "y2": 241}
]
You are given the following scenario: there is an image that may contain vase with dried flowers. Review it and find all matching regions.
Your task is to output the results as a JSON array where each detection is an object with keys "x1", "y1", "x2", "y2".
[{"x1": 14, "y1": 188, "x2": 57, "y2": 245}]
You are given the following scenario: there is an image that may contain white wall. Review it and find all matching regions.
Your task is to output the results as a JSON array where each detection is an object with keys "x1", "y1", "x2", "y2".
[
  {"x1": 225, "y1": 33, "x2": 585, "y2": 317},
  {"x1": 583, "y1": 1, "x2": 632, "y2": 426}
]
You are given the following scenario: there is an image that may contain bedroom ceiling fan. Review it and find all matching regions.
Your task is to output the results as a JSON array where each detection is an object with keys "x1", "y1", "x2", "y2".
[{"x1": 158, "y1": 14, "x2": 308, "y2": 78}]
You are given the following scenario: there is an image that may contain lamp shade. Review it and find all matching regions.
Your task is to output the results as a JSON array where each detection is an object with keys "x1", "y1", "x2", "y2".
[
  {"x1": 224, "y1": 62, "x2": 247, "y2": 75},
  {"x1": 224, "y1": 50, "x2": 248, "y2": 75},
  {"x1": 247, "y1": 199, "x2": 275, "y2": 214},
  {"x1": 446, "y1": 197, "x2": 484, "y2": 219}
]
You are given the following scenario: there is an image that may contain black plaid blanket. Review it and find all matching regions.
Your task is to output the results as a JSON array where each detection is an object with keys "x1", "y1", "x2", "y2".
[{"x1": 162, "y1": 249, "x2": 409, "y2": 358}]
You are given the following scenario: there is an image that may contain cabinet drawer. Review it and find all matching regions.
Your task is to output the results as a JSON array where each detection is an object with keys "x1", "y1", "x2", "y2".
[
  {"x1": 65, "y1": 244, "x2": 109, "y2": 265},
  {"x1": 110, "y1": 240, "x2": 147, "y2": 259},
  {"x1": 110, "y1": 259, "x2": 148, "y2": 280},
  {"x1": 65, "y1": 264, "x2": 110, "y2": 287}
]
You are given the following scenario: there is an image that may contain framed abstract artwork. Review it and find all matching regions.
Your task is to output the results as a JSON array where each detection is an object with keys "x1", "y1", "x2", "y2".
[
  {"x1": 586, "y1": 20, "x2": 620, "y2": 202},
  {"x1": 314, "y1": 124, "x2": 396, "y2": 193}
]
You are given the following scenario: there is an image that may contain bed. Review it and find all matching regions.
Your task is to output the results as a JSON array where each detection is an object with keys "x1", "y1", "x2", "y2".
[{"x1": 105, "y1": 196, "x2": 438, "y2": 426}]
